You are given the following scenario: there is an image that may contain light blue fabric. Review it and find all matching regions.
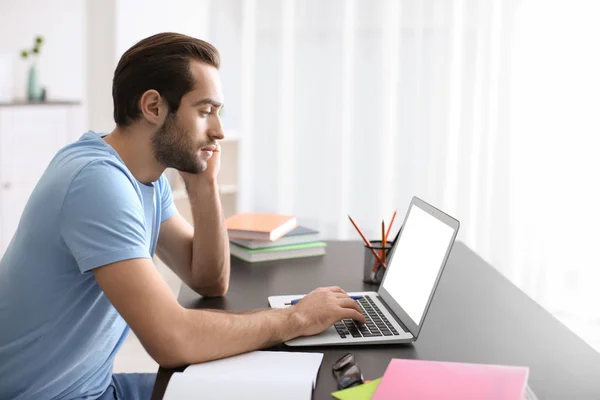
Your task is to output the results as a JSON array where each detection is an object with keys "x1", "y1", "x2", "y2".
[
  {"x1": 0, "y1": 131, "x2": 176, "y2": 400},
  {"x1": 98, "y1": 374, "x2": 157, "y2": 400}
]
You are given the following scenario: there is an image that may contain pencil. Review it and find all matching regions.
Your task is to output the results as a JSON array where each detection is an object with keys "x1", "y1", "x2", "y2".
[
  {"x1": 385, "y1": 209, "x2": 397, "y2": 242},
  {"x1": 381, "y1": 220, "x2": 386, "y2": 264},
  {"x1": 372, "y1": 220, "x2": 386, "y2": 274},
  {"x1": 347, "y1": 215, "x2": 386, "y2": 267}
]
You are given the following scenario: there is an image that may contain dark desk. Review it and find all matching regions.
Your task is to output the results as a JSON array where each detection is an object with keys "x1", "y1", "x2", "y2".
[{"x1": 151, "y1": 241, "x2": 600, "y2": 399}]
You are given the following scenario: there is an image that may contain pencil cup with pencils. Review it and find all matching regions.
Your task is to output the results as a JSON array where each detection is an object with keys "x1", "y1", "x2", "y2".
[
  {"x1": 363, "y1": 240, "x2": 393, "y2": 284},
  {"x1": 347, "y1": 210, "x2": 400, "y2": 285}
]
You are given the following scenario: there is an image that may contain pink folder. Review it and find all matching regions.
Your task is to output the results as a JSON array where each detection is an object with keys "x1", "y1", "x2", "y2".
[{"x1": 372, "y1": 359, "x2": 529, "y2": 400}]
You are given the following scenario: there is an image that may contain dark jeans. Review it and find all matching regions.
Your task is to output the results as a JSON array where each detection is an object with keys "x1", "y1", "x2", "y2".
[{"x1": 97, "y1": 374, "x2": 156, "y2": 400}]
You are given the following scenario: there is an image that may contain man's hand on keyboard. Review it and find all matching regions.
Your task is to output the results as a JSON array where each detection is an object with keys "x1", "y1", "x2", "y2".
[{"x1": 290, "y1": 286, "x2": 366, "y2": 337}]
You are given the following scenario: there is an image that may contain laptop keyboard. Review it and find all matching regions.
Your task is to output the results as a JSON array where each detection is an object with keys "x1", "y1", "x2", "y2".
[{"x1": 333, "y1": 296, "x2": 400, "y2": 339}]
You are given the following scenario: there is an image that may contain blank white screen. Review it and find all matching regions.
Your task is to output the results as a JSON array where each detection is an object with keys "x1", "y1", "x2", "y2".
[{"x1": 381, "y1": 205, "x2": 455, "y2": 325}]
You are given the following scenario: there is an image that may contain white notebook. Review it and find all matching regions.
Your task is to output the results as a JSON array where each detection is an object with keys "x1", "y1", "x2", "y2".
[{"x1": 163, "y1": 350, "x2": 324, "y2": 400}]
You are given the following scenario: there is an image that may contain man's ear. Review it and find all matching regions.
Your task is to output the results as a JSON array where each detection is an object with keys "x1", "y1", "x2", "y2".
[{"x1": 139, "y1": 89, "x2": 167, "y2": 126}]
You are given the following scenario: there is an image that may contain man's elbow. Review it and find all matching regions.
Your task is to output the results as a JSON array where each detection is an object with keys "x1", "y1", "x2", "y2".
[
  {"x1": 191, "y1": 278, "x2": 229, "y2": 297},
  {"x1": 141, "y1": 329, "x2": 189, "y2": 369},
  {"x1": 151, "y1": 337, "x2": 199, "y2": 368},
  {"x1": 154, "y1": 351, "x2": 187, "y2": 369}
]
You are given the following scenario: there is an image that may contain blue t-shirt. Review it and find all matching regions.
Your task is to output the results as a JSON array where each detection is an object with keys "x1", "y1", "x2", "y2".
[{"x1": 0, "y1": 131, "x2": 176, "y2": 399}]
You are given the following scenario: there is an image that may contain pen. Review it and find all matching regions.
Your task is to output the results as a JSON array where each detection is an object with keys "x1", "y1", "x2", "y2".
[{"x1": 285, "y1": 295, "x2": 363, "y2": 306}]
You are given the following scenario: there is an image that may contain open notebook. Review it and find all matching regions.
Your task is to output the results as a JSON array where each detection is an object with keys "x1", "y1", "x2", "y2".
[{"x1": 163, "y1": 351, "x2": 323, "y2": 400}]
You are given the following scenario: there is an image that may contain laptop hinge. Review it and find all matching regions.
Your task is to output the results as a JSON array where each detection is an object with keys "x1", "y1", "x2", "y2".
[{"x1": 375, "y1": 294, "x2": 411, "y2": 334}]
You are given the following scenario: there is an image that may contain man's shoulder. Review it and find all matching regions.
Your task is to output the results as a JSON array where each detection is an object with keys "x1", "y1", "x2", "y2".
[
  {"x1": 51, "y1": 131, "x2": 133, "y2": 186},
  {"x1": 54, "y1": 131, "x2": 120, "y2": 168}
]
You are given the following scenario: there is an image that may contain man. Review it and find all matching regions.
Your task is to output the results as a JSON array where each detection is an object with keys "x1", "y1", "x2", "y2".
[{"x1": 0, "y1": 33, "x2": 365, "y2": 399}]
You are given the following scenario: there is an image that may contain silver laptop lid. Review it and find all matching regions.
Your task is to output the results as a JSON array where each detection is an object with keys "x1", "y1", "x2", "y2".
[{"x1": 377, "y1": 196, "x2": 459, "y2": 339}]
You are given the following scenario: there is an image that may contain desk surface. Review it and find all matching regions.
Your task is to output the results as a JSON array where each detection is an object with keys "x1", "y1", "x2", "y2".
[{"x1": 151, "y1": 241, "x2": 600, "y2": 399}]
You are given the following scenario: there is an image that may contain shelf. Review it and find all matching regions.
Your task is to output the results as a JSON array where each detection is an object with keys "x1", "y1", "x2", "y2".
[
  {"x1": 0, "y1": 100, "x2": 82, "y2": 107},
  {"x1": 172, "y1": 184, "x2": 237, "y2": 200}
]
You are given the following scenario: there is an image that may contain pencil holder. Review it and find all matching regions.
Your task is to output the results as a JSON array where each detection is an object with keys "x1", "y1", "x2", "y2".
[{"x1": 363, "y1": 240, "x2": 393, "y2": 284}]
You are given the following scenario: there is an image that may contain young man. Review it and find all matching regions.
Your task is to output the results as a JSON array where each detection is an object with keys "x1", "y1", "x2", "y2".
[{"x1": 0, "y1": 33, "x2": 365, "y2": 400}]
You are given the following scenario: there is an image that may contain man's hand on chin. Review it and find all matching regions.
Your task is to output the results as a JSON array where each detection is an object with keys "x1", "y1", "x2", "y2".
[{"x1": 180, "y1": 142, "x2": 221, "y2": 186}]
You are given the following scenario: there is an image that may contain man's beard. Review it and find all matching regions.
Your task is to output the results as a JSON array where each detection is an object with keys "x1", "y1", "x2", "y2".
[{"x1": 152, "y1": 114, "x2": 204, "y2": 174}]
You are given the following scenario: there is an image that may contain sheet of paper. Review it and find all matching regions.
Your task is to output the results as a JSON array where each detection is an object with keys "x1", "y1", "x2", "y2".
[
  {"x1": 163, "y1": 373, "x2": 311, "y2": 400},
  {"x1": 331, "y1": 378, "x2": 382, "y2": 400},
  {"x1": 184, "y1": 350, "x2": 324, "y2": 388},
  {"x1": 372, "y1": 359, "x2": 529, "y2": 400}
]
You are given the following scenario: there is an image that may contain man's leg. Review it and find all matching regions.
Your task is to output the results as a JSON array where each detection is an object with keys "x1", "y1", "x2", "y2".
[{"x1": 111, "y1": 373, "x2": 157, "y2": 400}]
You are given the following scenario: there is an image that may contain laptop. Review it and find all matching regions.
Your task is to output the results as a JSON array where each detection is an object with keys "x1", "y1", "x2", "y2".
[{"x1": 268, "y1": 196, "x2": 460, "y2": 346}]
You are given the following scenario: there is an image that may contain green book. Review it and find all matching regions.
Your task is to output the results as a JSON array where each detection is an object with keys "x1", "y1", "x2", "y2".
[
  {"x1": 229, "y1": 225, "x2": 320, "y2": 249},
  {"x1": 230, "y1": 241, "x2": 327, "y2": 263}
]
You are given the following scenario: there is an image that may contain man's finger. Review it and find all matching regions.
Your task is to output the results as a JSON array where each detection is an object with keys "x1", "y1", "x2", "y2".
[
  {"x1": 340, "y1": 308, "x2": 366, "y2": 324},
  {"x1": 338, "y1": 298, "x2": 362, "y2": 313},
  {"x1": 323, "y1": 286, "x2": 346, "y2": 294},
  {"x1": 337, "y1": 298, "x2": 363, "y2": 313},
  {"x1": 334, "y1": 292, "x2": 357, "y2": 300}
]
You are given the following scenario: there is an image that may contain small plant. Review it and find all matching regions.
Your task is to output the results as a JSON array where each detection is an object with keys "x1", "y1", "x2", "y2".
[{"x1": 21, "y1": 36, "x2": 44, "y2": 59}]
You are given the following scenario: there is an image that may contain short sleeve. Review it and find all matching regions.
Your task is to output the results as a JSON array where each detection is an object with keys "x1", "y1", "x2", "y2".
[
  {"x1": 158, "y1": 174, "x2": 176, "y2": 222},
  {"x1": 60, "y1": 160, "x2": 151, "y2": 273}
]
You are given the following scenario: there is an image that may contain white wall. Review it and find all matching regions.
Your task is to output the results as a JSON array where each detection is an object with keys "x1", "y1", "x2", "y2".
[
  {"x1": 115, "y1": 0, "x2": 210, "y2": 57},
  {"x1": 0, "y1": 0, "x2": 86, "y2": 102},
  {"x1": 0, "y1": 0, "x2": 225, "y2": 139},
  {"x1": 86, "y1": 0, "x2": 117, "y2": 133},
  {"x1": 85, "y1": 0, "x2": 212, "y2": 133}
]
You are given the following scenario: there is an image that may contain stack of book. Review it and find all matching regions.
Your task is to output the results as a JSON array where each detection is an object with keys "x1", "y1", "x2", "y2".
[{"x1": 225, "y1": 212, "x2": 326, "y2": 263}]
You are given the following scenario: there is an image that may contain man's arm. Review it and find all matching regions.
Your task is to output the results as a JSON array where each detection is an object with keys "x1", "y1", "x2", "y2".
[
  {"x1": 156, "y1": 178, "x2": 230, "y2": 297},
  {"x1": 93, "y1": 258, "x2": 365, "y2": 368},
  {"x1": 157, "y1": 139, "x2": 230, "y2": 297}
]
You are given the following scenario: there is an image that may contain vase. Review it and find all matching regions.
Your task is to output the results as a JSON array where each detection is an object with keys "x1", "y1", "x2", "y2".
[{"x1": 27, "y1": 60, "x2": 43, "y2": 102}]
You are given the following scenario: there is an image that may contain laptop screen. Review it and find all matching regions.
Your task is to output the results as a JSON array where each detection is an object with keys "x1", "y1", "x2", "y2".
[{"x1": 380, "y1": 200, "x2": 457, "y2": 327}]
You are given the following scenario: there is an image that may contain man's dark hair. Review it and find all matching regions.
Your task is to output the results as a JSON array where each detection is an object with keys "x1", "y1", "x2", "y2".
[{"x1": 112, "y1": 32, "x2": 220, "y2": 126}]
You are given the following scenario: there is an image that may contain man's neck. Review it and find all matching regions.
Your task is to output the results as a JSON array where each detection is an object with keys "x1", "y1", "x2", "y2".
[{"x1": 103, "y1": 125, "x2": 165, "y2": 184}]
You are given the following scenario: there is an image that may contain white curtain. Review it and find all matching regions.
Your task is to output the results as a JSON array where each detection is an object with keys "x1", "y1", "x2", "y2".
[
  {"x1": 117, "y1": 0, "x2": 600, "y2": 350},
  {"x1": 215, "y1": 0, "x2": 515, "y2": 280},
  {"x1": 508, "y1": 0, "x2": 600, "y2": 350}
]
